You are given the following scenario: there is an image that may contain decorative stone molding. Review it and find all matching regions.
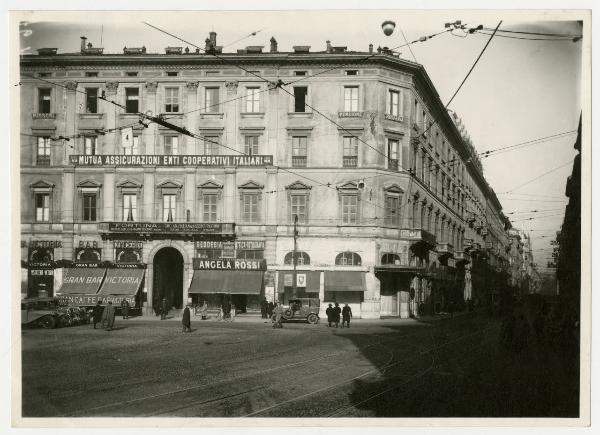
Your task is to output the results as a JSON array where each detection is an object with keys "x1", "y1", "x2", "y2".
[
  {"x1": 64, "y1": 81, "x2": 78, "y2": 92},
  {"x1": 105, "y1": 81, "x2": 119, "y2": 94},
  {"x1": 185, "y1": 81, "x2": 199, "y2": 90},
  {"x1": 144, "y1": 81, "x2": 158, "y2": 93},
  {"x1": 225, "y1": 81, "x2": 238, "y2": 95}
]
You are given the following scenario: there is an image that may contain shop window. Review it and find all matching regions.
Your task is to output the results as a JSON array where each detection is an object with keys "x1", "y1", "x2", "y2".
[
  {"x1": 387, "y1": 138, "x2": 399, "y2": 171},
  {"x1": 343, "y1": 136, "x2": 358, "y2": 167},
  {"x1": 292, "y1": 136, "x2": 307, "y2": 168},
  {"x1": 335, "y1": 252, "x2": 362, "y2": 266},
  {"x1": 284, "y1": 251, "x2": 310, "y2": 266},
  {"x1": 388, "y1": 89, "x2": 400, "y2": 117},
  {"x1": 122, "y1": 194, "x2": 137, "y2": 221},
  {"x1": 85, "y1": 87, "x2": 99, "y2": 113},
  {"x1": 244, "y1": 135, "x2": 259, "y2": 155},
  {"x1": 196, "y1": 249, "x2": 222, "y2": 260},
  {"x1": 125, "y1": 88, "x2": 139, "y2": 113},
  {"x1": 82, "y1": 194, "x2": 97, "y2": 222},
  {"x1": 204, "y1": 87, "x2": 220, "y2": 113},
  {"x1": 36, "y1": 137, "x2": 50, "y2": 166},
  {"x1": 35, "y1": 193, "x2": 50, "y2": 222},
  {"x1": 38, "y1": 88, "x2": 51, "y2": 113},
  {"x1": 236, "y1": 250, "x2": 264, "y2": 260}
]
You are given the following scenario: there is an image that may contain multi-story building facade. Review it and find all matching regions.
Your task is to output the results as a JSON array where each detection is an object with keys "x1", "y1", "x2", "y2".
[{"x1": 20, "y1": 33, "x2": 512, "y2": 318}]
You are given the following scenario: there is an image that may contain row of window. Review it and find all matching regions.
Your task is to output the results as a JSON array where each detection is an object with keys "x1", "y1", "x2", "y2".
[{"x1": 33, "y1": 86, "x2": 404, "y2": 117}]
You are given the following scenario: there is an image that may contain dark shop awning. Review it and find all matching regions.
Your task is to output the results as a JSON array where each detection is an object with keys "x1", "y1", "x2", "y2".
[
  {"x1": 57, "y1": 268, "x2": 106, "y2": 295},
  {"x1": 98, "y1": 268, "x2": 145, "y2": 296},
  {"x1": 277, "y1": 271, "x2": 320, "y2": 293},
  {"x1": 188, "y1": 270, "x2": 264, "y2": 294},
  {"x1": 324, "y1": 271, "x2": 366, "y2": 292}
]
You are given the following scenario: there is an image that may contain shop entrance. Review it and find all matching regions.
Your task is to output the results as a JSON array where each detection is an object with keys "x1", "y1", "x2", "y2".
[{"x1": 153, "y1": 247, "x2": 184, "y2": 311}]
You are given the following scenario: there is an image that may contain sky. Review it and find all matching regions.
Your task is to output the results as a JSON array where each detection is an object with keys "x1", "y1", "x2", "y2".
[{"x1": 17, "y1": 10, "x2": 584, "y2": 272}]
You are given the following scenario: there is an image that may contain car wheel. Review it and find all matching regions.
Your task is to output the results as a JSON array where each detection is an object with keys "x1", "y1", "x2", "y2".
[
  {"x1": 39, "y1": 316, "x2": 56, "y2": 329},
  {"x1": 307, "y1": 313, "x2": 318, "y2": 324},
  {"x1": 283, "y1": 309, "x2": 293, "y2": 318}
]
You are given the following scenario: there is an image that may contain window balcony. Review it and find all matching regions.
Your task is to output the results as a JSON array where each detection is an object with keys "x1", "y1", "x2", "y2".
[
  {"x1": 437, "y1": 242, "x2": 455, "y2": 255},
  {"x1": 343, "y1": 156, "x2": 358, "y2": 167},
  {"x1": 36, "y1": 156, "x2": 51, "y2": 167},
  {"x1": 387, "y1": 158, "x2": 399, "y2": 171},
  {"x1": 384, "y1": 113, "x2": 403, "y2": 123},
  {"x1": 292, "y1": 156, "x2": 307, "y2": 168},
  {"x1": 338, "y1": 111, "x2": 363, "y2": 118},
  {"x1": 32, "y1": 113, "x2": 56, "y2": 120}
]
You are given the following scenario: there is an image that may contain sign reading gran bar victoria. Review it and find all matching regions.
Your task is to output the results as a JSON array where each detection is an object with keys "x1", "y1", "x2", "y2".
[
  {"x1": 69, "y1": 155, "x2": 273, "y2": 167},
  {"x1": 103, "y1": 222, "x2": 235, "y2": 234}
]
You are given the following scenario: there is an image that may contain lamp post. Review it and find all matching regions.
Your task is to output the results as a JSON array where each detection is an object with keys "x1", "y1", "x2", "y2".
[{"x1": 292, "y1": 214, "x2": 298, "y2": 299}]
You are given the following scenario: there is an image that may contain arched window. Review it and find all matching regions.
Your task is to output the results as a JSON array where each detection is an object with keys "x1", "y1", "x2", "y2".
[
  {"x1": 284, "y1": 251, "x2": 310, "y2": 265},
  {"x1": 381, "y1": 253, "x2": 400, "y2": 265},
  {"x1": 335, "y1": 252, "x2": 362, "y2": 266}
]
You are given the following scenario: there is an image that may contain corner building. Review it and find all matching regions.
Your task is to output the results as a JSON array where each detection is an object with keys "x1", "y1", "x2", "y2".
[{"x1": 20, "y1": 35, "x2": 510, "y2": 318}]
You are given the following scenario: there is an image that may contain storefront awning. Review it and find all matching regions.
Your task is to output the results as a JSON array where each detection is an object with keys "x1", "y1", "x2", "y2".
[
  {"x1": 97, "y1": 268, "x2": 145, "y2": 296},
  {"x1": 324, "y1": 271, "x2": 365, "y2": 292},
  {"x1": 277, "y1": 271, "x2": 320, "y2": 293},
  {"x1": 188, "y1": 270, "x2": 264, "y2": 294},
  {"x1": 57, "y1": 268, "x2": 106, "y2": 295}
]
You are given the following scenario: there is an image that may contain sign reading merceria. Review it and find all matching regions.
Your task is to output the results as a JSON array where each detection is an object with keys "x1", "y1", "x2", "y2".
[
  {"x1": 70, "y1": 155, "x2": 273, "y2": 167},
  {"x1": 193, "y1": 258, "x2": 267, "y2": 271}
]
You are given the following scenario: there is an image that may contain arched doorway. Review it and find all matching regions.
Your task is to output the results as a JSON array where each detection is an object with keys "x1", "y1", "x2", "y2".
[{"x1": 153, "y1": 247, "x2": 184, "y2": 311}]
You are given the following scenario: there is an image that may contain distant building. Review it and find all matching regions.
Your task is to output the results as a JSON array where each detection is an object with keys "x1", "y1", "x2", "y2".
[{"x1": 20, "y1": 33, "x2": 512, "y2": 318}]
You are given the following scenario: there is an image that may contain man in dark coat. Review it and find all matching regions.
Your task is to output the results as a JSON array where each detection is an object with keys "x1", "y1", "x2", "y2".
[
  {"x1": 325, "y1": 303, "x2": 333, "y2": 327},
  {"x1": 92, "y1": 300, "x2": 104, "y2": 329},
  {"x1": 260, "y1": 297, "x2": 268, "y2": 319},
  {"x1": 160, "y1": 297, "x2": 168, "y2": 320},
  {"x1": 341, "y1": 303, "x2": 353, "y2": 328},
  {"x1": 182, "y1": 305, "x2": 191, "y2": 333},
  {"x1": 333, "y1": 302, "x2": 341, "y2": 328},
  {"x1": 267, "y1": 301, "x2": 274, "y2": 318},
  {"x1": 121, "y1": 298, "x2": 130, "y2": 320}
]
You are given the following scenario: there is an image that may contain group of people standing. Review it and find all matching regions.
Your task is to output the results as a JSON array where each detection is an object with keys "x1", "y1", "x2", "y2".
[
  {"x1": 91, "y1": 299, "x2": 132, "y2": 331},
  {"x1": 325, "y1": 302, "x2": 353, "y2": 328},
  {"x1": 260, "y1": 298, "x2": 275, "y2": 319}
]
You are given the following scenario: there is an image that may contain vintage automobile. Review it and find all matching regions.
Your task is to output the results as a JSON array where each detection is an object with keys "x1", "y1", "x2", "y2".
[
  {"x1": 273, "y1": 298, "x2": 321, "y2": 324},
  {"x1": 21, "y1": 297, "x2": 62, "y2": 329}
]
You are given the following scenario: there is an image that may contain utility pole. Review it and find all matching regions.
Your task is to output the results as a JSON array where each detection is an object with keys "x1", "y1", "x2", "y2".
[{"x1": 292, "y1": 214, "x2": 298, "y2": 299}]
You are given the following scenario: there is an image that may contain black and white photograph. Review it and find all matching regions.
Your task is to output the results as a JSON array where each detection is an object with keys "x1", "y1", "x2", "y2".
[{"x1": 7, "y1": 4, "x2": 593, "y2": 429}]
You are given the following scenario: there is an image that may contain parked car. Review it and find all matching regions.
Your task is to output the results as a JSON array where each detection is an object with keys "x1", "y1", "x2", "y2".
[
  {"x1": 273, "y1": 298, "x2": 320, "y2": 324},
  {"x1": 21, "y1": 297, "x2": 62, "y2": 329}
]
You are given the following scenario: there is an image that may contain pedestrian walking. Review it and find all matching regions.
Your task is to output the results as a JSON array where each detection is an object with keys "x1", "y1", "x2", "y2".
[
  {"x1": 333, "y1": 302, "x2": 341, "y2": 328},
  {"x1": 182, "y1": 305, "x2": 192, "y2": 333},
  {"x1": 260, "y1": 297, "x2": 268, "y2": 319},
  {"x1": 341, "y1": 303, "x2": 352, "y2": 328},
  {"x1": 92, "y1": 300, "x2": 104, "y2": 329},
  {"x1": 272, "y1": 302, "x2": 283, "y2": 328},
  {"x1": 102, "y1": 301, "x2": 116, "y2": 331},
  {"x1": 200, "y1": 300, "x2": 208, "y2": 320},
  {"x1": 267, "y1": 301, "x2": 274, "y2": 318},
  {"x1": 231, "y1": 304, "x2": 236, "y2": 321},
  {"x1": 326, "y1": 303, "x2": 333, "y2": 327},
  {"x1": 160, "y1": 297, "x2": 168, "y2": 320},
  {"x1": 121, "y1": 298, "x2": 130, "y2": 320}
]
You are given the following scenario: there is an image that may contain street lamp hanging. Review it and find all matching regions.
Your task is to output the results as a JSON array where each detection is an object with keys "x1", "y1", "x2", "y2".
[{"x1": 382, "y1": 20, "x2": 396, "y2": 36}]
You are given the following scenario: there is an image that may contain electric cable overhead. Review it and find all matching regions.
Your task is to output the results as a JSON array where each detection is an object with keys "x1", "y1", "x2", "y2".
[{"x1": 501, "y1": 159, "x2": 575, "y2": 194}]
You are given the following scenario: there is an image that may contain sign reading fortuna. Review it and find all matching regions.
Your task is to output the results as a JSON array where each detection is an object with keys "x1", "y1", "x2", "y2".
[{"x1": 70, "y1": 155, "x2": 273, "y2": 167}]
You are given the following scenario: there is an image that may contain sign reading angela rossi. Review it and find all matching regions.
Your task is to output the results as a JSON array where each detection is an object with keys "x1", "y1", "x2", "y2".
[{"x1": 193, "y1": 258, "x2": 267, "y2": 271}]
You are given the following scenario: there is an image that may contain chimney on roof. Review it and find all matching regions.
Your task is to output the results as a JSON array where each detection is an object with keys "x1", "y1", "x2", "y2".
[
  {"x1": 80, "y1": 36, "x2": 87, "y2": 53},
  {"x1": 326, "y1": 40, "x2": 332, "y2": 53},
  {"x1": 270, "y1": 37, "x2": 278, "y2": 53},
  {"x1": 209, "y1": 31, "x2": 217, "y2": 47},
  {"x1": 369, "y1": 43, "x2": 373, "y2": 54},
  {"x1": 205, "y1": 38, "x2": 212, "y2": 52}
]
